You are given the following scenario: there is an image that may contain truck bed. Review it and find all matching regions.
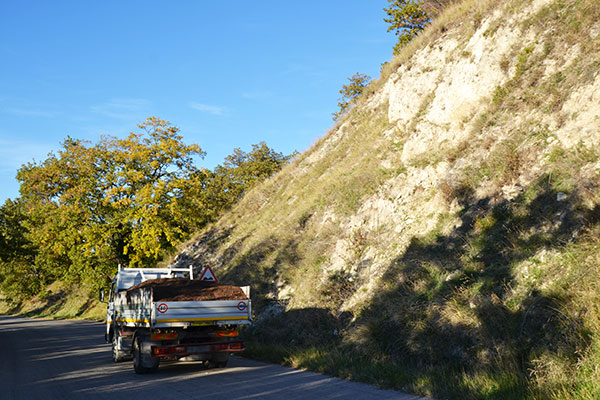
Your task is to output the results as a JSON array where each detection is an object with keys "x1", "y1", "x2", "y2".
[{"x1": 114, "y1": 279, "x2": 251, "y2": 328}]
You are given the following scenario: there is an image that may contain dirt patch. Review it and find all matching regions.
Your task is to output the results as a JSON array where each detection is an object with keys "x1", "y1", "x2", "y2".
[{"x1": 127, "y1": 278, "x2": 248, "y2": 301}]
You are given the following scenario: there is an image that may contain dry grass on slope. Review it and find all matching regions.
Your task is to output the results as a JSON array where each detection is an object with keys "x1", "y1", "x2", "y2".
[{"x1": 172, "y1": 0, "x2": 600, "y2": 398}]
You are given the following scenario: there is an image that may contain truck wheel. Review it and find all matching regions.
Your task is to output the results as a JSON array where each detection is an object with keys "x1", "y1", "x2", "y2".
[
  {"x1": 132, "y1": 335, "x2": 159, "y2": 374},
  {"x1": 208, "y1": 354, "x2": 229, "y2": 368},
  {"x1": 112, "y1": 330, "x2": 127, "y2": 363}
]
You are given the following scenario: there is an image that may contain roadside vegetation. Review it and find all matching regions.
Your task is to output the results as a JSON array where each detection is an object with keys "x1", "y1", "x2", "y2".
[
  {"x1": 242, "y1": 177, "x2": 600, "y2": 399},
  {"x1": 3, "y1": 0, "x2": 600, "y2": 398},
  {"x1": 332, "y1": 73, "x2": 372, "y2": 121},
  {"x1": 177, "y1": 0, "x2": 600, "y2": 399},
  {"x1": 384, "y1": 0, "x2": 456, "y2": 55}
]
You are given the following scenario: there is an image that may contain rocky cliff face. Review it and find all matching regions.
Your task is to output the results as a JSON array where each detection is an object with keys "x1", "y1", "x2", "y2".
[
  {"x1": 173, "y1": 0, "x2": 599, "y2": 306},
  {"x1": 170, "y1": 0, "x2": 600, "y2": 397}
]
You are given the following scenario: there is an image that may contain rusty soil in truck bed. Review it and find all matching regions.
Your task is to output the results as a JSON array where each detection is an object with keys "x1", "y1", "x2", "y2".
[{"x1": 127, "y1": 278, "x2": 248, "y2": 301}]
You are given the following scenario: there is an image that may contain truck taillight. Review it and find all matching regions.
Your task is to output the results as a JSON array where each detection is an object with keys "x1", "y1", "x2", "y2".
[
  {"x1": 229, "y1": 342, "x2": 243, "y2": 350},
  {"x1": 151, "y1": 332, "x2": 178, "y2": 341},
  {"x1": 153, "y1": 348, "x2": 174, "y2": 355},
  {"x1": 153, "y1": 346, "x2": 185, "y2": 355},
  {"x1": 215, "y1": 330, "x2": 239, "y2": 337}
]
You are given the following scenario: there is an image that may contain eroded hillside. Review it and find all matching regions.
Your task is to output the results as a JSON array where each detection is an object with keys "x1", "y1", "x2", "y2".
[{"x1": 170, "y1": 0, "x2": 600, "y2": 398}]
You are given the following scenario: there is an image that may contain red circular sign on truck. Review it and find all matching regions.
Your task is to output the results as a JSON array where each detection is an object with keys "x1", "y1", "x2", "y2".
[
  {"x1": 158, "y1": 303, "x2": 168, "y2": 313},
  {"x1": 237, "y1": 301, "x2": 247, "y2": 311}
]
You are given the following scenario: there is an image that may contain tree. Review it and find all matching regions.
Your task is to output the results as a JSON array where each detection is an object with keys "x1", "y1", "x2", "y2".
[
  {"x1": 384, "y1": 0, "x2": 429, "y2": 54},
  {"x1": 332, "y1": 72, "x2": 372, "y2": 121},
  {"x1": 197, "y1": 142, "x2": 296, "y2": 220},
  {"x1": 384, "y1": 0, "x2": 453, "y2": 54},
  {"x1": 15, "y1": 117, "x2": 205, "y2": 288},
  {"x1": 0, "y1": 199, "x2": 31, "y2": 262},
  {"x1": 218, "y1": 142, "x2": 295, "y2": 198},
  {"x1": 0, "y1": 199, "x2": 40, "y2": 300},
  {"x1": 96, "y1": 117, "x2": 205, "y2": 265}
]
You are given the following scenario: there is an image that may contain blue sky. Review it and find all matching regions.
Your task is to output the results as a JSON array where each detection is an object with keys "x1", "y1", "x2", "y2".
[{"x1": 0, "y1": 1, "x2": 396, "y2": 203}]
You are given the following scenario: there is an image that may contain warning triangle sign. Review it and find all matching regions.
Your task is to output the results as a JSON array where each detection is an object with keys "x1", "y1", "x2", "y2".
[{"x1": 199, "y1": 264, "x2": 218, "y2": 282}]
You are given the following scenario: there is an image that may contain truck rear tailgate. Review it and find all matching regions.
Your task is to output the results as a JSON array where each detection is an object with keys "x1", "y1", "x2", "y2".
[{"x1": 153, "y1": 299, "x2": 251, "y2": 327}]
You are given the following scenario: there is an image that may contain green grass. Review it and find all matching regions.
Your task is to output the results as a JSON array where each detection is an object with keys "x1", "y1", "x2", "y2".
[
  {"x1": 243, "y1": 340, "x2": 532, "y2": 399},
  {"x1": 242, "y1": 180, "x2": 600, "y2": 399},
  {"x1": 1, "y1": 281, "x2": 106, "y2": 321}
]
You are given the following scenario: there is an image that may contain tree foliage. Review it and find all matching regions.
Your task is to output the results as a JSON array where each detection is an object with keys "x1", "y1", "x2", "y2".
[
  {"x1": 12, "y1": 118, "x2": 205, "y2": 288},
  {"x1": 0, "y1": 199, "x2": 39, "y2": 299},
  {"x1": 384, "y1": 0, "x2": 453, "y2": 54},
  {"x1": 217, "y1": 142, "x2": 296, "y2": 202},
  {"x1": 0, "y1": 199, "x2": 31, "y2": 262},
  {"x1": 1, "y1": 117, "x2": 293, "y2": 299},
  {"x1": 332, "y1": 72, "x2": 372, "y2": 121},
  {"x1": 186, "y1": 142, "x2": 296, "y2": 224}
]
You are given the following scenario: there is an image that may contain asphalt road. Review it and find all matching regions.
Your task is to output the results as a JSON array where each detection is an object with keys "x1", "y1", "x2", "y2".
[{"x1": 0, "y1": 316, "x2": 425, "y2": 400}]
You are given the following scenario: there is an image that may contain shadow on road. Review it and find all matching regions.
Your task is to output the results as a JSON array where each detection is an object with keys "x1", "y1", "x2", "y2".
[{"x1": 0, "y1": 316, "x2": 420, "y2": 400}]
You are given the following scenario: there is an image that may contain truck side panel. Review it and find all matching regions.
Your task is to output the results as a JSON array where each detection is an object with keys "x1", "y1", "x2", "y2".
[
  {"x1": 114, "y1": 287, "x2": 153, "y2": 328},
  {"x1": 114, "y1": 291, "x2": 251, "y2": 328}
]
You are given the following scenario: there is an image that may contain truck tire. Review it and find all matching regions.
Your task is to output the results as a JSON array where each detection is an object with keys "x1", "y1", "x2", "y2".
[
  {"x1": 112, "y1": 330, "x2": 127, "y2": 363},
  {"x1": 132, "y1": 335, "x2": 159, "y2": 374},
  {"x1": 208, "y1": 353, "x2": 229, "y2": 368}
]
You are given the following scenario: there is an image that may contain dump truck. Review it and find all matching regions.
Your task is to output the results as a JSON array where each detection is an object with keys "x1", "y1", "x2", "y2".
[{"x1": 100, "y1": 265, "x2": 251, "y2": 374}]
